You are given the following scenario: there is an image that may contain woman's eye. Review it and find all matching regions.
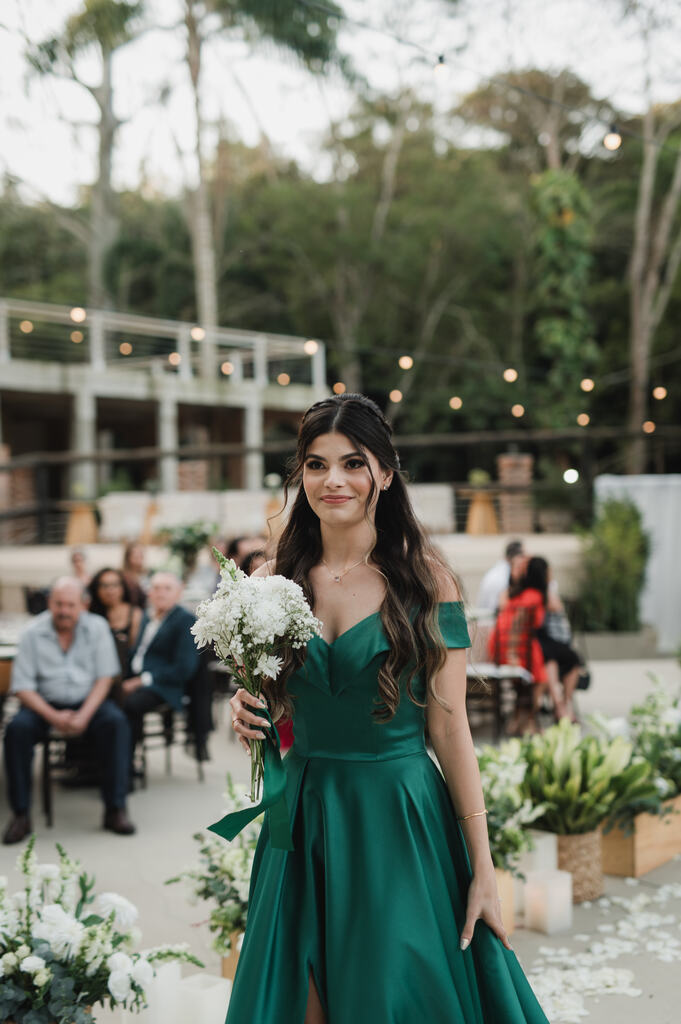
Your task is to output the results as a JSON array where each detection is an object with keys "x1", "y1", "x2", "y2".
[
  {"x1": 305, "y1": 460, "x2": 324, "y2": 470},
  {"x1": 345, "y1": 459, "x2": 366, "y2": 470}
]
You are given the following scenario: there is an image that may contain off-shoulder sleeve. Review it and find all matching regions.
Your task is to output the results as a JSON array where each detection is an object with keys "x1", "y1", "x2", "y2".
[{"x1": 438, "y1": 601, "x2": 471, "y2": 649}]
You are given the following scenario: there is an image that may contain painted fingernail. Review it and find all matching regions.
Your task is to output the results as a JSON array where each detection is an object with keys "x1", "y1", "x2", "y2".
[
  {"x1": 460, "y1": 938, "x2": 470, "y2": 951},
  {"x1": 258, "y1": 699, "x2": 267, "y2": 707},
  {"x1": 256, "y1": 731, "x2": 265, "y2": 739},
  {"x1": 259, "y1": 719, "x2": 271, "y2": 728}
]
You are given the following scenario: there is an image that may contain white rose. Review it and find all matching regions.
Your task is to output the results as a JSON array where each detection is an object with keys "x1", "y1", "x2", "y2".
[
  {"x1": 15, "y1": 944, "x2": 30, "y2": 959},
  {"x1": 20, "y1": 955, "x2": 46, "y2": 973},
  {"x1": 34, "y1": 968, "x2": 51, "y2": 987},
  {"x1": 96, "y1": 893, "x2": 139, "y2": 930},
  {"x1": 2, "y1": 952, "x2": 18, "y2": 972},
  {"x1": 108, "y1": 968, "x2": 132, "y2": 1002},
  {"x1": 108, "y1": 951, "x2": 133, "y2": 973},
  {"x1": 130, "y1": 957, "x2": 154, "y2": 988}
]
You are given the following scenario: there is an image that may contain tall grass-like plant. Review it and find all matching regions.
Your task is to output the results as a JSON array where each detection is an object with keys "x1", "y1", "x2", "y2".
[{"x1": 576, "y1": 498, "x2": 649, "y2": 632}]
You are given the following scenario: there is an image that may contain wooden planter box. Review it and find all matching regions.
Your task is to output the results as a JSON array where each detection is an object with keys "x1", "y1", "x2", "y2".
[
  {"x1": 556, "y1": 830, "x2": 603, "y2": 903},
  {"x1": 601, "y1": 793, "x2": 681, "y2": 877}
]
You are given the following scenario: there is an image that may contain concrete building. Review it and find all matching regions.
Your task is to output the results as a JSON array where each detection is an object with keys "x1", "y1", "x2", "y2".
[{"x1": 0, "y1": 297, "x2": 326, "y2": 536}]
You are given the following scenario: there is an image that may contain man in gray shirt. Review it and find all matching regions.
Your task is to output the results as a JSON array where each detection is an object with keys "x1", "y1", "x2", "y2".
[{"x1": 2, "y1": 577, "x2": 136, "y2": 844}]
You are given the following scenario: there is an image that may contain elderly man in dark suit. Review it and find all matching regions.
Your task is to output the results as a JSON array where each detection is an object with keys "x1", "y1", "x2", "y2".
[
  {"x1": 3, "y1": 577, "x2": 135, "y2": 844},
  {"x1": 121, "y1": 572, "x2": 199, "y2": 757}
]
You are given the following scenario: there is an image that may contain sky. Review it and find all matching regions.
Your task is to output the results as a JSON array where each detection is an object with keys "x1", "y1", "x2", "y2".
[{"x1": 0, "y1": 0, "x2": 679, "y2": 207}]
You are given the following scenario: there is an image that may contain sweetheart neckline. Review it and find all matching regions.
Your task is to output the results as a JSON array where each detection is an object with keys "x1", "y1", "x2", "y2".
[{"x1": 313, "y1": 600, "x2": 463, "y2": 648}]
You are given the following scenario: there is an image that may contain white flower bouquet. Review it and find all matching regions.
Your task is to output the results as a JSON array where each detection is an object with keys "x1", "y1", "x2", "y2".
[
  {"x1": 477, "y1": 739, "x2": 547, "y2": 875},
  {"x1": 192, "y1": 549, "x2": 322, "y2": 801},
  {"x1": 166, "y1": 776, "x2": 262, "y2": 955},
  {"x1": 0, "y1": 837, "x2": 202, "y2": 1024}
]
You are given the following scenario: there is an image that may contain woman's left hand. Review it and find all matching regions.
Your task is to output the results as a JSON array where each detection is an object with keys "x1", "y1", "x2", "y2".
[{"x1": 460, "y1": 866, "x2": 512, "y2": 951}]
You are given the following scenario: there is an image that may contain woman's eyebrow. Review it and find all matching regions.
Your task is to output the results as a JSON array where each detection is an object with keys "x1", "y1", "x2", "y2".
[{"x1": 305, "y1": 451, "x2": 363, "y2": 461}]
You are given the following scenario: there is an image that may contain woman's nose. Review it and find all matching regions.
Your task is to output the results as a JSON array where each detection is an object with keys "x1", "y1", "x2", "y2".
[{"x1": 324, "y1": 465, "x2": 345, "y2": 487}]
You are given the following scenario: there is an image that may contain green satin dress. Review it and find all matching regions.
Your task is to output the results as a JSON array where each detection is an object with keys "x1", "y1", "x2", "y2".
[{"x1": 223, "y1": 602, "x2": 549, "y2": 1024}]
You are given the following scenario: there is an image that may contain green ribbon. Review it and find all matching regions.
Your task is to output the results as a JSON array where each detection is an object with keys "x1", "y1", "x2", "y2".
[{"x1": 207, "y1": 708, "x2": 294, "y2": 851}]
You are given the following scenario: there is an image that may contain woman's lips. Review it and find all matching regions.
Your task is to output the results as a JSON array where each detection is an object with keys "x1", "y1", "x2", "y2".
[{"x1": 321, "y1": 496, "x2": 351, "y2": 503}]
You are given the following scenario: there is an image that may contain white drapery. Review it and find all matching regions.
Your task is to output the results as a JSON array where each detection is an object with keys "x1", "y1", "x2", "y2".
[{"x1": 594, "y1": 475, "x2": 681, "y2": 653}]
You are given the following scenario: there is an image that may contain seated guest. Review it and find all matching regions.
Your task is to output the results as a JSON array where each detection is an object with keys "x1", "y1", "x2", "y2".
[
  {"x1": 122, "y1": 541, "x2": 148, "y2": 610},
  {"x1": 88, "y1": 568, "x2": 143, "y2": 703},
  {"x1": 226, "y1": 535, "x2": 268, "y2": 570},
  {"x1": 121, "y1": 573, "x2": 199, "y2": 754},
  {"x1": 476, "y1": 539, "x2": 525, "y2": 615},
  {"x1": 70, "y1": 547, "x2": 91, "y2": 587},
  {"x1": 3, "y1": 577, "x2": 135, "y2": 845}
]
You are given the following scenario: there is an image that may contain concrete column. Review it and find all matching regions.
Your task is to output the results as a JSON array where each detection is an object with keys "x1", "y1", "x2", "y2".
[
  {"x1": 177, "y1": 325, "x2": 192, "y2": 380},
  {"x1": 71, "y1": 389, "x2": 97, "y2": 499},
  {"x1": 158, "y1": 393, "x2": 178, "y2": 492},
  {"x1": 312, "y1": 344, "x2": 326, "y2": 394},
  {"x1": 244, "y1": 402, "x2": 264, "y2": 490},
  {"x1": 0, "y1": 300, "x2": 9, "y2": 363},
  {"x1": 89, "y1": 310, "x2": 105, "y2": 371},
  {"x1": 253, "y1": 335, "x2": 268, "y2": 388}
]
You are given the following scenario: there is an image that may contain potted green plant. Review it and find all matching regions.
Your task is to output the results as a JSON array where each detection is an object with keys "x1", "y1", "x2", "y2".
[
  {"x1": 594, "y1": 682, "x2": 681, "y2": 876},
  {"x1": 160, "y1": 520, "x2": 217, "y2": 580},
  {"x1": 166, "y1": 776, "x2": 262, "y2": 980},
  {"x1": 477, "y1": 740, "x2": 547, "y2": 934},
  {"x1": 573, "y1": 499, "x2": 654, "y2": 657},
  {"x1": 519, "y1": 719, "x2": 657, "y2": 901},
  {"x1": 0, "y1": 837, "x2": 201, "y2": 1024}
]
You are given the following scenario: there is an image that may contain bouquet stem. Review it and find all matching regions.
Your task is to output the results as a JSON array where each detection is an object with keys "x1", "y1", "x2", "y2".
[{"x1": 249, "y1": 737, "x2": 264, "y2": 802}]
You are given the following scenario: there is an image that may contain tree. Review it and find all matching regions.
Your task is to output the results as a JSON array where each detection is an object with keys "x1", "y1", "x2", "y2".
[
  {"x1": 174, "y1": 0, "x2": 343, "y2": 376},
  {"x1": 27, "y1": 0, "x2": 145, "y2": 308}
]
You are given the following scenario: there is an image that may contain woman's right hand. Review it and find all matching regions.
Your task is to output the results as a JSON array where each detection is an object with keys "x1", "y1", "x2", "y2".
[{"x1": 229, "y1": 687, "x2": 272, "y2": 754}]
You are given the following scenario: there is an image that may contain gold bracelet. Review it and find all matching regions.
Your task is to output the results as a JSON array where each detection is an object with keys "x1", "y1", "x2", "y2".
[{"x1": 457, "y1": 809, "x2": 488, "y2": 821}]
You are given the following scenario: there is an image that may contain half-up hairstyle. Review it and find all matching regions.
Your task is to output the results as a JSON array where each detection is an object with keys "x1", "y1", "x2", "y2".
[{"x1": 267, "y1": 393, "x2": 459, "y2": 723}]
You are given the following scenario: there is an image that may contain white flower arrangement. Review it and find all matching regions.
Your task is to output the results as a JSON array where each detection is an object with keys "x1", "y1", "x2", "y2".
[
  {"x1": 192, "y1": 550, "x2": 322, "y2": 800},
  {"x1": 166, "y1": 775, "x2": 263, "y2": 956},
  {"x1": 476, "y1": 739, "x2": 547, "y2": 875},
  {"x1": 0, "y1": 837, "x2": 202, "y2": 1024}
]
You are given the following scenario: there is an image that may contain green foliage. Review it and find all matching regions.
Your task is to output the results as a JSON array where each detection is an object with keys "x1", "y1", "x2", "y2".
[
  {"x1": 160, "y1": 521, "x2": 217, "y2": 565},
  {"x1": 576, "y1": 499, "x2": 650, "y2": 631},
  {"x1": 477, "y1": 740, "x2": 547, "y2": 875},
  {"x1": 530, "y1": 170, "x2": 598, "y2": 425},
  {"x1": 520, "y1": 718, "x2": 658, "y2": 835}
]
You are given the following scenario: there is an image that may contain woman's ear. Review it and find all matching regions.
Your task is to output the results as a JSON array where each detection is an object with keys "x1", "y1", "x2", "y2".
[{"x1": 382, "y1": 472, "x2": 393, "y2": 491}]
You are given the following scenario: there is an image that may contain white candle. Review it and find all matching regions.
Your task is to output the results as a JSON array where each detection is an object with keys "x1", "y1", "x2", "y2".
[
  {"x1": 138, "y1": 961, "x2": 182, "y2": 1024},
  {"x1": 524, "y1": 869, "x2": 573, "y2": 934},
  {"x1": 514, "y1": 831, "x2": 558, "y2": 913},
  {"x1": 176, "y1": 974, "x2": 232, "y2": 1024}
]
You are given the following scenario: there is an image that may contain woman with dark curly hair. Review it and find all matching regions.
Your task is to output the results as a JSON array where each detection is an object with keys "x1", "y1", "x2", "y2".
[
  {"x1": 224, "y1": 394, "x2": 548, "y2": 1024},
  {"x1": 88, "y1": 568, "x2": 143, "y2": 699}
]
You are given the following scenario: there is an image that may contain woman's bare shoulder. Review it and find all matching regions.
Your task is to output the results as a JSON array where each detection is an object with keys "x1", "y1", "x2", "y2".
[
  {"x1": 251, "y1": 560, "x2": 277, "y2": 578},
  {"x1": 427, "y1": 556, "x2": 462, "y2": 602}
]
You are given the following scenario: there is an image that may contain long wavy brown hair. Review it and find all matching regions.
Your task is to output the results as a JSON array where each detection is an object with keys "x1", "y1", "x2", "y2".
[{"x1": 267, "y1": 393, "x2": 459, "y2": 723}]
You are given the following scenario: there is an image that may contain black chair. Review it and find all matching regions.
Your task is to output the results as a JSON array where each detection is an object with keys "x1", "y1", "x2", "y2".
[
  {"x1": 41, "y1": 733, "x2": 98, "y2": 827},
  {"x1": 132, "y1": 649, "x2": 213, "y2": 788}
]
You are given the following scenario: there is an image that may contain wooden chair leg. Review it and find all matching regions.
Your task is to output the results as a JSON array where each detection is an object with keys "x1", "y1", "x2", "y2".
[{"x1": 42, "y1": 739, "x2": 53, "y2": 828}]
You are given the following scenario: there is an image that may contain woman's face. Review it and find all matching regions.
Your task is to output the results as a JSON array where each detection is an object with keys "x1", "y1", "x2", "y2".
[
  {"x1": 302, "y1": 431, "x2": 392, "y2": 528},
  {"x1": 97, "y1": 571, "x2": 124, "y2": 608},
  {"x1": 127, "y1": 545, "x2": 144, "y2": 572}
]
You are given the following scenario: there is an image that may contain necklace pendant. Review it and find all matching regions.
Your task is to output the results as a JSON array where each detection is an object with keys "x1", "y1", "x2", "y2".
[{"x1": 334, "y1": 575, "x2": 341, "y2": 582}]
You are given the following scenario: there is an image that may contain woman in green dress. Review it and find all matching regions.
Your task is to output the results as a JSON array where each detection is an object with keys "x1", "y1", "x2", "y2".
[{"x1": 227, "y1": 394, "x2": 549, "y2": 1024}]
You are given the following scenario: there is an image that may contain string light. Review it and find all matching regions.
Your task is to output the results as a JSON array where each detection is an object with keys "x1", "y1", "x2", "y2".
[
  {"x1": 19, "y1": 320, "x2": 33, "y2": 333},
  {"x1": 652, "y1": 386, "x2": 667, "y2": 400},
  {"x1": 577, "y1": 413, "x2": 590, "y2": 426},
  {"x1": 503, "y1": 367, "x2": 518, "y2": 382},
  {"x1": 642, "y1": 420, "x2": 656, "y2": 434},
  {"x1": 603, "y1": 124, "x2": 623, "y2": 151},
  {"x1": 563, "y1": 469, "x2": 579, "y2": 484},
  {"x1": 221, "y1": 360, "x2": 234, "y2": 375},
  {"x1": 168, "y1": 352, "x2": 181, "y2": 366},
  {"x1": 511, "y1": 404, "x2": 525, "y2": 418},
  {"x1": 389, "y1": 389, "x2": 403, "y2": 402},
  {"x1": 398, "y1": 355, "x2": 414, "y2": 370},
  {"x1": 304, "y1": 339, "x2": 319, "y2": 355},
  {"x1": 277, "y1": 372, "x2": 291, "y2": 386},
  {"x1": 70, "y1": 307, "x2": 86, "y2": 323},
  {"x1": 449, "y1": 395, "x2": 463, "y2": 410},
  {"x1": 190, "y1": 326, "x2": 205, "y2": 341},
  {"x1": 580, "y1": 378, "x2": 595, "y2": 392},
  {"x1": 332, "y1": 381, "x2": 346, "y2": 394},
  {"x1": 70, "y1": 330, "x2": 84, "y2": 344},
  {"x1": 119, "y1": 342, "x2": 132, "y2": 355}
]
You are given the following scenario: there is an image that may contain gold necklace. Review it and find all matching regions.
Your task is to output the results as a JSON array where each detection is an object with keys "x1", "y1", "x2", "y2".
[{"x1": 321, "y1": 556, "x2": 369, "y2": 583}]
